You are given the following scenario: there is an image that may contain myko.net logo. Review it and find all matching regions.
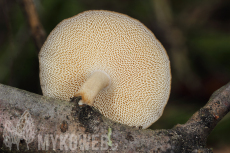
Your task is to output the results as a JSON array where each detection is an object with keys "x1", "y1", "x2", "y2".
[
  {"x1": 3, "y1": 110, "x2": 36, "y2": 150},
  {"x1": 37, "y1": 133, "x2": 118, "y2": 151},
  {"x1": 2, "y1": 110, "x2": 118, "y2": 151}
]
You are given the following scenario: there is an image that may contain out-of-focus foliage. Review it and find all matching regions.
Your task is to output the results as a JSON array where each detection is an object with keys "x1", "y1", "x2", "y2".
[{"x1": 0, "y1": 0, "x2": 229, "y2": 151}]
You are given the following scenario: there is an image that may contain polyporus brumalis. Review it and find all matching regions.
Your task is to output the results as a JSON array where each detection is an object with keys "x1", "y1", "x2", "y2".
[{"x1": 39, "y1": 10, "x2": 171, "y2": 129}]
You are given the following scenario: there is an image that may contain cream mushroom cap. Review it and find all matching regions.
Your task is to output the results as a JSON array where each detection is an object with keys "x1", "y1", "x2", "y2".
[{"x1": 39, "y1": 10, "x2": 171, "y2": 129}]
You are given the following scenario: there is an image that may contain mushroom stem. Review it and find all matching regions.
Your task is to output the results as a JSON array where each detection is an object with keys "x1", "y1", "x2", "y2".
[{"x1": 75, "y1": 71, "x2": 110, "y2": 106}]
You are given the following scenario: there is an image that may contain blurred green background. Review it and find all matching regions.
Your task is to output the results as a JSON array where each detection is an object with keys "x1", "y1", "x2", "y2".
[{"x1": 0, "y1": 0, "x2": 229, "y2": 152}]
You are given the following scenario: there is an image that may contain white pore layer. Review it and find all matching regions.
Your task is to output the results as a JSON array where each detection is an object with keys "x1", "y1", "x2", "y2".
[{"x1": 39, "y1": 10, "x2": 171, "y2": 129}]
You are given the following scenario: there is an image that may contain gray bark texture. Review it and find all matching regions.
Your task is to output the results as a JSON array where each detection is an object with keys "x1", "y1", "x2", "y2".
[{"x1": 0, "y1": 82, "x2": 229, "y2": 153}]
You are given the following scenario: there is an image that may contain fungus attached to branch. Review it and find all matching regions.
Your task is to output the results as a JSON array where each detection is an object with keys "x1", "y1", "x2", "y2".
[{"x1": 39, "y1": 10, "x2": 171, "y2": 129}]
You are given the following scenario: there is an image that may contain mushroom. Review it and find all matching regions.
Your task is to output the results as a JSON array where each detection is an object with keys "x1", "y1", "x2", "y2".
[{"x1": 39, "y1": 10, "x2": 171, "y2": 129}]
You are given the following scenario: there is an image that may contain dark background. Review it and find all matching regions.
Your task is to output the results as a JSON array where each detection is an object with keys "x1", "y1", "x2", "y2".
[{"x1": 0, "y1": 0, "x2": 230, "y2": 152}]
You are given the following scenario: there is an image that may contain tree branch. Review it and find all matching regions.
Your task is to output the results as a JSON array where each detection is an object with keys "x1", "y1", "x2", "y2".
[
  {"x1": 19, "y1": 0, "x2": 46, "y2": 52},
  {"x1": 0, "y1": 82, "x2": 229, "y2": 152}
]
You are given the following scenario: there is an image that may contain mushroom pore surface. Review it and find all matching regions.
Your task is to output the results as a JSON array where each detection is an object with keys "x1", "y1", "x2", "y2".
[{"x1": 39, "y1": 10, "x2": 171, "y2": 129}]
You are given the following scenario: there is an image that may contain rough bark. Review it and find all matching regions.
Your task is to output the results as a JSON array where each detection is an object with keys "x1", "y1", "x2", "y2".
[{"x1": 0, "y1": 82, "x2": 229, "y2": 152}]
